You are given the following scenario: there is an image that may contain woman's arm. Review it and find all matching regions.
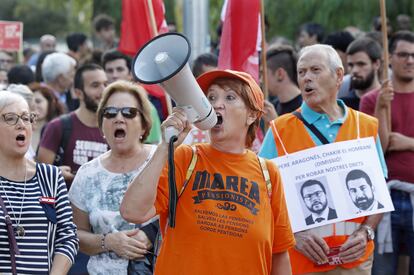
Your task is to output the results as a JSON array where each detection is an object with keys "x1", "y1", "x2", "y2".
[
  {"x1": 50, "y1": 254, "x2": 72, "y2": 275},
  {"x1": 120, "y1": 143, "x2": 169, "y2": 223},
  {"x1": 52, "y1": 169, "x2": 79, "y2": 267},
  {"x1": 271, "y1": 251, "x2": 292, "y2": 275},
  {"x1": 120, "y1": 108, "x2": 191, "y2": 224},
  {"x1": 72, "y1": 204, "x2": 149, "y2": 258}
]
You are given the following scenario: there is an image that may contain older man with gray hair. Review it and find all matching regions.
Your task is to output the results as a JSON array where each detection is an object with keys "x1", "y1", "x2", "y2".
[
  {"x1": 42, "y1": 52, "x2": 76, "y2": 111},
  {"x1": 259, "y1": 44, "x2": 387, "y2": 274}
]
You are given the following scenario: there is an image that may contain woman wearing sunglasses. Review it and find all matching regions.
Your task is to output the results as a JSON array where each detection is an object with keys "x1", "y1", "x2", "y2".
[
  {"x1": 0, "y1": 91, "x2": 78, "y2": 274},
  {"x1": 68, "y1": 80, "x2": 159, "y2": 274},
  {"x1": 121, "y1": 70, "x2": 295, "y2": 275}
]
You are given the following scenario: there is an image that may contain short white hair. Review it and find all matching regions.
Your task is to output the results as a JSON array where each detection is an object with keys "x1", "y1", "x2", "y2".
[
  {"x1": 298, "y1": 44, "x2": 344, "y2": 73},
  {"x1": 42, "y1": 52, "x2": 76, "y2": 83},
  {"x1": 7, "y1": 84, "x2": 33, "y2": 106},
  {"x1": 40, "y1": 34, "x2": 56, "y2": 43},
  {"x1": 0, "y1": 90, "x2": 28, "y2": 113}
]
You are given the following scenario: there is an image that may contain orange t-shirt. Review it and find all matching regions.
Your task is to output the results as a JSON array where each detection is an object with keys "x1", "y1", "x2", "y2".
[{"x1": 154, "y1": 144, "x2": 295, "y2": 275}]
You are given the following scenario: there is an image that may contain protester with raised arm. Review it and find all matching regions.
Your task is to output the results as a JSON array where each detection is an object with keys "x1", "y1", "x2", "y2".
[{"x1": 121, "y1": 70, "x2": 295, "y2": 275}]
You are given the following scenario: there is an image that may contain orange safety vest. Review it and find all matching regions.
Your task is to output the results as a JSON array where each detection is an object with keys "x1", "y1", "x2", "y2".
[{"x1": 271, "y1": 108, "x2": 378, "y2": 274}]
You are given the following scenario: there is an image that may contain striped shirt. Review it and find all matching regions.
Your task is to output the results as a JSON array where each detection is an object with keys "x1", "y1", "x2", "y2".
[{"x1": 0, "y1": 163, "x2": 78, "y2": 274}]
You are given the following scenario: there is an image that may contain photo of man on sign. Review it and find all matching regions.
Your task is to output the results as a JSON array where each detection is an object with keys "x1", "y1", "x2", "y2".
[
  {"x1": 345, "y1": 169, "x2": 384, "y2": 213},
  {"x1": 299, "y1": 178, "x2": 338, "y2": 225}
]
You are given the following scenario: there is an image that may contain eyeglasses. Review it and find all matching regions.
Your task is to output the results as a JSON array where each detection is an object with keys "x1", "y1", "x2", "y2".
[
  {"x1": 1, "y1": 112, "x2": 36, "y2": 126},
  {"x1": 394, "y1": 52, "x2": 414, "y2": 60},
  {"x1": 102, "y1": 107, "x2": 140, "y2": 119},
  {"x1": 303, "y1": 191, "x2": 324, "y2": 201}
]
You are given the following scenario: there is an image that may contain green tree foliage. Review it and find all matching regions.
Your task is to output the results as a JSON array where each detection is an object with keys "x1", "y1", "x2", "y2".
[{"x1": 264, "y1": 0, "x2": 413, "y2": 42}]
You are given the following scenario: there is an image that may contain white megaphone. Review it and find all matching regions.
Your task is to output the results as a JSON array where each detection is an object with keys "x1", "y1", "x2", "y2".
[{"x1": 132, "y1": 33, "x2": 217, "y2": 141}]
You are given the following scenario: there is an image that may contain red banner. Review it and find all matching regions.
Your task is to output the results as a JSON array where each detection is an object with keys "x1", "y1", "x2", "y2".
[
  {"x1": 118, "y1": 0, "x2": 168, "y2": 56},
  {"x1": 218, "y1": 0, "x2": 261, "y2": 83},
  {"x1": 0, "y1": 21, "x2": 23, "y2": 51}
]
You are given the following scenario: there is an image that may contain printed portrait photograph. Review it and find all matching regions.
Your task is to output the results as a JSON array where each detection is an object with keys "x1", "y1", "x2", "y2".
[
  {"x1": 296, "y1": 176, "x2": 338, "y2": 226},
  {"x1": 342, "y1": 168, "x2": 384, "y2": 214}
]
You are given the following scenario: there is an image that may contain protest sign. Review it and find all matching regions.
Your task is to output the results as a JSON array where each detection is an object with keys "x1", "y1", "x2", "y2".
[
  {"x1": 272, "y1": 137, "x2": 394, "y2": 232},
  {"x1": 0, "y1": 21, "x2": 23, "y2": 51}
]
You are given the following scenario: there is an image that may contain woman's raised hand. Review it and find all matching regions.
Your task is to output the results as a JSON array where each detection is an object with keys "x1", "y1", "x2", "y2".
[{"x1": 161, "y1": 107, "x2": 192, "y2": 146}]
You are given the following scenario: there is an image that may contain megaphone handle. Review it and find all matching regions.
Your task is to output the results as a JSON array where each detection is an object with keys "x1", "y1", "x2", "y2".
[{"x1": 164, "y1": 126, "x2": 179, "y2": 142}]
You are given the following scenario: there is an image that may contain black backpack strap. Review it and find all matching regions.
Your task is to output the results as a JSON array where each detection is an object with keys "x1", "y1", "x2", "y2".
[
  {"x1": 293, "y1": 111, "x2": 330, "y2": 145},
  {"x1": 54, "y1": 114, "x2": 72, "y2": 166}
]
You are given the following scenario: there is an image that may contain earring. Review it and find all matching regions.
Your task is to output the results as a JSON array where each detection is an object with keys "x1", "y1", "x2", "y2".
[{"x1": 139, "y1": 135, "x2": 143, "y2": 140}]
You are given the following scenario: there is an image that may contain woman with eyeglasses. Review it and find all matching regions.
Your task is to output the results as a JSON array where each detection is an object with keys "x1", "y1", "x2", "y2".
[
  {"x1": 121, "y1": 70, "x2": 295, "y2": 275},
  {"x1": 0, "y1": 91, "x2": 78, "y2": 274},
  {"x1": 68, "y1": 80, "x2": 159, "y2": 275}
]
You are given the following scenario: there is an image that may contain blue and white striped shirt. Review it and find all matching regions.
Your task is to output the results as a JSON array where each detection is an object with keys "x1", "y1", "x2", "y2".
[{"x1": 0, "y1": 163, "x2": 78, "y2": 274}]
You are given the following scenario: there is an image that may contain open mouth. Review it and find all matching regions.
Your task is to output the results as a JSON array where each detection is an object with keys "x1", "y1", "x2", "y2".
[
  {"x1": 304, "y1": 87, "x2": 314, "y2": 93},
  {"x1": 215, "y1": 114, "x2": 223, "y2": 126},
  {"x1": 16, "y1": 134, "x2": 25, "y2": 141},
  {"x1": 114, "y1": 129, "x2": 126, "y2": 138}
]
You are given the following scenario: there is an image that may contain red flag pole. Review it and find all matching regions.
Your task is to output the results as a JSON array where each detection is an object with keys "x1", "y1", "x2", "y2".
[
  {"x1": 379, "y1": 0, "x2": 391, "y2": 131},
  {"x1": 147, "y1": 0, "x2": 173, "y2": 115}
]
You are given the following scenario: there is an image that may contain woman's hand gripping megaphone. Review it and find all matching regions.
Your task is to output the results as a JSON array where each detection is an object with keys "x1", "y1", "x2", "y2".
[{"x1": 161, "y1": 107, "x2": 192, "y2": 145}]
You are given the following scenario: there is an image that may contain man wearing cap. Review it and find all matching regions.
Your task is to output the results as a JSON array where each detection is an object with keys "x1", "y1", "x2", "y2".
[
  {"x1": 121, "y1": 69, "x2": 295, "y2": 275},
  {"x1": 259, "y1": 44, "x2": 387, "y2": 274}
]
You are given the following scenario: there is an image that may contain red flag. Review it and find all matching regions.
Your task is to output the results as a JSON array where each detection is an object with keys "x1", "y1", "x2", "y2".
[
  {"x1": 218, "y1": 0, "x2": 261, "y2": 82},
  {"x1": 118, "y1": 0, "x2": 168, "y2": 56}
]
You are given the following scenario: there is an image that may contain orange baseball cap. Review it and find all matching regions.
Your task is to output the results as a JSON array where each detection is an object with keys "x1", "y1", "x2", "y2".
[{"x1": 196, "y1": 69, "x2": 264, "y2": 113}]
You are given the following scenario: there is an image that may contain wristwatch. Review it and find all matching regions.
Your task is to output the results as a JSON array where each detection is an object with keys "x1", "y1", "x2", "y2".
[{"x1": 360, "y1": 224, "x2": 375, "y2": 241}]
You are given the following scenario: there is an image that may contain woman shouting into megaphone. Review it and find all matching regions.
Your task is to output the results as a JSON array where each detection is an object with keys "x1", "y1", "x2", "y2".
[{"x1": 121, "y1": 69, "x2": 295, "y2": 275}]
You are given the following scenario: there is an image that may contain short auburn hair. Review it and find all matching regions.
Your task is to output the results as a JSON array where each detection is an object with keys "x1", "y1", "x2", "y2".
[{"x1": 97, "y1": 80, "x2": 152, "y2": 141}]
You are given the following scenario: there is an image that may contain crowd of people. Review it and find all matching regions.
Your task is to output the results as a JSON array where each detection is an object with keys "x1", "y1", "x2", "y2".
[{"x1": 0, "y1": 10, "x2": 413, "y2": 275}]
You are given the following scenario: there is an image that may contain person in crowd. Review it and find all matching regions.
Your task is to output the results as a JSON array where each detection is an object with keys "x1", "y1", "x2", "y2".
[
  {"x1": 0, "y1": 51, "x2": 13, "y2": 71},
  {"x1": 35, "y1": 50, "x2": 55, "y2": 82},
  {"x1": 69, "y1": 80, "x2": 158, "y2": 274},
  {"x1": 27, "y1": 34, "x2": 57, "y2": 68},
  {"x1": 66, "y1": 33, "x2": 90, "y2": 65},
  {"x1": 396, "y1": 14, "x2": 412, "y2": 31},
  {"x1": 191, "y1": 52, "x2": 218, "y2": 78},
  {"x1": 102, "y1": 49, "x2": 169, "y2": 120},
  {"x1": 93, "y1": 14, "x2": 118, "y2": 51},
  {"x1": 29, "y1": 82, "x2": 65, "y2": 153},
  {"x1": 101, "y1": 49, "x2": 161, "y2": 144},
  {"x1": 38, "y1": 63, "x2": 109, "y2": 275},
  {"x1": 120, "y1": 69, "x2": 295, "y2": 275},
  {"x1": 338, "y1": 38, "x2": 382, "y2": 110},
  {"x1": 345, "y1": 169, "x2": 384, "y2": 213},
  {"x1": 38, "y1": 63, "x2": 108, "y2": 185},
  {"x1": 6, "y1": 84, "x2": 36, "y2": 160},
  {"x1": 41, "y1": 52, "x2": 77, "y2": 111},
  {"x1": 23, "y1": 47, "x2": 35, "y2": 65},
  {"x1": 360, "y1": 30, "x2": 414, "y2": 275},
  {"x1": 263, "y1": 45, "x2": 302, "y2": 125},
  {"x1": 301, "y1": 179, "x2": 337, "y2": 225},
  {"x1": 259, "y1": 44, "x2": 387, "y2": 274},
  {"x1": 297, "y1": 23, "x2": 325, "y2": 49},
  {"x1": 323, "y1": 31, "x2": 355, "y2": 74},
  {"x1": 372, "y1": 16, "x2": 393, "y2": 37},
  {"x1": 0, "y1": 68, "x2": 8, "y2": 90},
  {"x1": 0, "y1": 91, "x2": 78, "y2": 274},
  {"x1": 7, "y1": 65, "x2": 35, "y2": 86}
]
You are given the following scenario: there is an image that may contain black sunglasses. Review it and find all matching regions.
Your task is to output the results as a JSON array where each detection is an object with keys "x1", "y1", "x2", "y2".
[{"x1": 102, "y1": 107, "x2": 140, "y2": 119}]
